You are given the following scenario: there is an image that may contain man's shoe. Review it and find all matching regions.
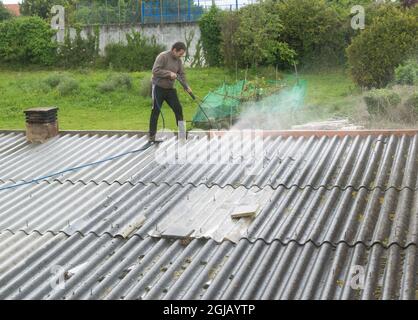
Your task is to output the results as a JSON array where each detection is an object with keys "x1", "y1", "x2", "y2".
[{"x1": 148, "y1": 136, "x2": 163, "y2": 144}]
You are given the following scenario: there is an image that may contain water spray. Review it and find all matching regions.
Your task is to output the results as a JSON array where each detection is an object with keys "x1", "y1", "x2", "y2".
[{"x1": 176, "y1": 75, "x2": 219, "y2": 131}]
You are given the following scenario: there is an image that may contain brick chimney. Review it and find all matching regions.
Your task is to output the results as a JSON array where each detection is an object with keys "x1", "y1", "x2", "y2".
[{"x1": 24, "y1": 107, "x2": 59, "y2": 143}]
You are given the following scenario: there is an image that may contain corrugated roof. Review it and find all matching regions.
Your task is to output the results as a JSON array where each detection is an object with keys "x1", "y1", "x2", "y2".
[
  {"x1": 0, "y1": 130, "x2": 417, "y2": 300},
  {"x1": 1, "y1": 132, "x2": 417, "y2": 190},
  {"x1": 0, "y1": 231, "x2": 416, "y2": 300},
  {"x1": 0, "y1": 180, "x2": 417, "y2": 246}
]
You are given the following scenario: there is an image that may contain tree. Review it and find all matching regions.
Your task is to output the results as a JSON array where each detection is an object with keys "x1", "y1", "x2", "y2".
[
  {"x1": 234, "y1": 2, "x2": 295, "y2": 67},
  {"x1": 0, "y1": 1, "x2": 12, "y2": 21},
  {"x1": 276, "y1": 0, "x2": 346, "y2": 67},
  {"x1": 198, "y1": 5, "x2": 222, "y2": 67},
  {"x1": 401, "y1": 0, "x2": 418, "y2": 8},
  {"x1": 219, "y1": 10, "x2": 240, "y2": 68},
  {"x1": 0, "y1": 16, "x2": 57, "y2": 65},
  {"x1": 346, "y1": 6, "x2": 418, "y2": 88},
  {"x1": 20, "y1": 0, "x2": 73, "y2": 19}
]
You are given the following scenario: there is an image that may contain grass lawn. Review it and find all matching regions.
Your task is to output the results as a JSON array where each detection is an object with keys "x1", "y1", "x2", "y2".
[{"x1": 0, "y1": 66, "x2": 360, "y2": 131}]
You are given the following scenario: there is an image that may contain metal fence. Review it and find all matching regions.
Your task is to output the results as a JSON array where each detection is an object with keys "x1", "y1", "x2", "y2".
[{"x1": 71, "y1": 0, "x2": 256, "y2": 25}]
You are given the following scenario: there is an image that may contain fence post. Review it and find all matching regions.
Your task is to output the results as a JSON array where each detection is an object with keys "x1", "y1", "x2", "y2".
[
  {"x1": 187, "y1": 0, "x2": 191, "y2": 21},
  {"x1": 160, "y1": 0, "x2": 163, "y2": 24},
  {"x1": 236, "y1": 0, "x2": 238, "y2": 10},
  {"x1": 178, "y1": 0, "x2": 180, "y2": 23},
  {"x1": 140, "y1": 0, "x2": 144, "y2": 23}
]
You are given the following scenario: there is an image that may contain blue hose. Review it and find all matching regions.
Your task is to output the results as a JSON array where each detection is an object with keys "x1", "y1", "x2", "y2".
[{"x1": 0, "y1": 141, "x2": 155, "y2": 192}]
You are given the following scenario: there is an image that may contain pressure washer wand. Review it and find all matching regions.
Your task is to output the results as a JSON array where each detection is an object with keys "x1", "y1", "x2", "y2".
[
  {"x1": 176, "y1": 75, "x2": 196, "y2": 100},
  {"x1": 176, "y1": 75, "x2": 218, "y2": 131}
]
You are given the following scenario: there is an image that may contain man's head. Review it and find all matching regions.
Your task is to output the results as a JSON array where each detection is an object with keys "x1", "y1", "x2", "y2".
[{"x1": 171, "y1": 42, "x2": 186, "y2": 59}]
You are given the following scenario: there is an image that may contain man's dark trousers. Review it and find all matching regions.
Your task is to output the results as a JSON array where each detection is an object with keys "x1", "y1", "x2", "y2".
[{"x1": 149, "y1": 85, "x2": 184, "y2": 139}]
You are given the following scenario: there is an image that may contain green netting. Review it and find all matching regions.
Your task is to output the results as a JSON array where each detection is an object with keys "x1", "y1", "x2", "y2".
[
  {"x1": 192, "y1": 78, "x2": 307, "y2": 129},
  {"x1": 193, "y1": 80, "x2": 245, "y2": 123}
]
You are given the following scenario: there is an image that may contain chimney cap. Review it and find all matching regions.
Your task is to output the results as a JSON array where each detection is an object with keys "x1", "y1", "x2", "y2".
[{"x1": 24, "y1": 107, "x2": 58, "y2": 114}]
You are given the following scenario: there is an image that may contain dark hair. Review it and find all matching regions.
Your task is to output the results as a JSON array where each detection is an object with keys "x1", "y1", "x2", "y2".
[{"x1": 172, "y1": 42, "x2": 186, "y2": 52}]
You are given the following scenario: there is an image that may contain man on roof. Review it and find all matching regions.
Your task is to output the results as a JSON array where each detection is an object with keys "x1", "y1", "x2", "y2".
[{"x1": 149, "y1": 41, "x2": 193, "y2": 143}]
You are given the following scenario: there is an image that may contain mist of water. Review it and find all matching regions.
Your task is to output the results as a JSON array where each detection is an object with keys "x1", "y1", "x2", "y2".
[{"x1": 232, "y1": 81, "x2": 307, "y2": 130}]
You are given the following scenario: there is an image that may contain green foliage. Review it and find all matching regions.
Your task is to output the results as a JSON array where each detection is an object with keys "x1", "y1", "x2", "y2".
[
  {"x1": 20, "y1": 0, "x2": 74, "y2": 19},
  {"x1": 277, "y1": 0, "x2": 346, "y2": 67},
  {"x1": 111, "y1": 73, "x2": 132, "y2": 89},
  {"x1": 0, "y1": 68, "x2": 356, "y2": 130},
  {"x1": 97, "y1": 80, "x2": 116, "y2": 93},
  {"x1": 347, "y1": 6, "x2": 418, "y2": 88},
  {"x1": 57, "y1": 77, "x2": 79, "y2": 96},
  {"x1": 0, "y1": 1, "x2": 12, "y2": 21},
  {"x1": 395, "y1": 59, "x2": 418, "y2": 85},
  {"x1": 363, "y1": 89, "x2": 402, "y2": 115},
  {"x1": 213, "y1": 0, "x2": 363, "y2": 68},
  {"x1": 67, "y1": 0, "x2": 203, "y2": 25},
  {"x1": 139, "y1": 75, "x2": 152, "y2": 98},
  {"x1": 191, "y1": 39, "x2": 204, "y2": 68},
  {"x1": 401, "y1": 0, "x2": 418, "y2": 8},
  {"x1": 219, "y1": 10, "x2": 241, "y2": 68},
  {"x1": 56, "y1": 25, "x2": 100, "y2": 68},
  {"x1": 405, "y1": 92, "x2": 418, "y2": 114},
  {"x1": 97, "y1": 73, "x2": 132, "y2": 93},
  {"x1": 70, "y1": 1, "x2": 120, "y2": 24},
  {"x1": 0, "y1": 16, "x2": 57, "y2": 65},
  {"x1": 234, "y1": 2, "x2": 295, "y2": 67},
  {"x1": 44, "y1": 72, "x2": 63, "y2": 87},
  {"x1": 102, "y1": 31, "x2": 165, "y2": 71},
  {"x1": 198, "y1": 5, "x2": 222, "y2": 67}
]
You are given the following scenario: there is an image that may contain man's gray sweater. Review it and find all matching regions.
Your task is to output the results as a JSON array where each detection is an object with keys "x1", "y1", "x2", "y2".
[{"x1": 152, "y1": 50, "x2": 189, "y2": 89}]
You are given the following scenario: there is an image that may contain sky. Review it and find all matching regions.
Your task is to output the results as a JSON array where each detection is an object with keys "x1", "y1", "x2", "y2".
[{"x1": 2, "y1": 0, "x2": 21, "y2": 4}]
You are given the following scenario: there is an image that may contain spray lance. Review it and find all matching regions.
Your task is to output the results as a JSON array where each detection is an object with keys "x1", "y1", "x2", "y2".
[{"x1": 176, "y1": 74, "x2": 218, "y2": 131}]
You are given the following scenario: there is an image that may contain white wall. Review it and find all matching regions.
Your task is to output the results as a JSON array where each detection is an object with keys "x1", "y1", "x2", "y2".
[{"x1": 56, "y1": 22, "x2": 201, "y2": 62}]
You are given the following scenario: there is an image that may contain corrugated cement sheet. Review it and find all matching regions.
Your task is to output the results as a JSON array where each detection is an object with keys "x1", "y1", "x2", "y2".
[
  {"x1": 0, "y1": 231, "x2": 416, "y2": 300},
  {"x1": 1, "y1": 131, "x2": 417, "y2": 300},
  {"x1": 0, "y1": 180, "x2": 416, "y2": 246},
  {"x1": 0, "y1": 132, "x2": 417, "y2": 190}
]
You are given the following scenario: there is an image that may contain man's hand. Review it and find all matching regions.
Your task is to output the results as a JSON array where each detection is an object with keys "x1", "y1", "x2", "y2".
[{"x1": 169, "y1": 72, "x2": 177, "y2": 80}]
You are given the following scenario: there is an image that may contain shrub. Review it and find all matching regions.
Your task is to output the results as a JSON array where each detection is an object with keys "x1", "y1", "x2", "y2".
[
  {"x1": 276, "y1": 0, "x2": 346, "y2": 67},
  {"x1": 38, "y1": 82, "x2": 51, "y2": 93},
  {"x1": 57, "y1": 77, "x2": 79, "y2": 96},
  {"x1": 347, "y1": 6, "x2": 418, "y2": 88},
  {"x1": 112, "y1": 73, "x2": 132, "y2": 89},
  {"x1": 97, "y1": 80, "x2": 117, "y2": 93},
  {"x1": 0, "y1": 16, "x2": 57, "y2": 65},
  {"x1": 98, "y1": 73, "x2": 133, "y2": 93},
  {"x1": 103, "y1": 31, "x2": 165, "y2": 71},
  {"x1": 219, "y1": 10, "x2": 241, "y2": 68},
  {"x1": 395, "y1": 59, "x2": 418, "y2": 85},
  {"x1": 44, "y1": 73, "x2": 63, "y2": 88},
  {"x1": 363, "y1": 89, "x2": 402, "y2": 115},
  {"x1": 198, "y1": 5, "x2": 222, "y2": 67},
  {"x1": 233, "y1": 2, "x2": 295, "y2": 67},
  {"x1": 56, "y1": 25, "x2": 100, "y2": 68},
  {"x1": 0, "y1": 1, "x2": 12, "y2": 21},
  {"x1": 405, "y1": 92, "x2": 418, "y2": 114},
  {"x1": 401, "y1": 0, "x2": 418, "y2": 8},
  {"x1": 20, "y1": 0, "x2": 71, "y2": 19},
  {"x1": 139, "y1": 75, "x2": 152, "y2": 98}
]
